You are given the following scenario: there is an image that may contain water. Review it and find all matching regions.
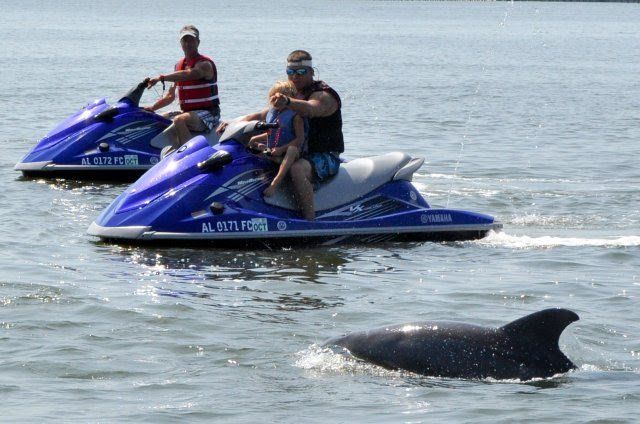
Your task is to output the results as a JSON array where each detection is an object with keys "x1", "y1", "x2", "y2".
[{"x1": 2, "y1": 0, "x2": 640, "y2": 421}]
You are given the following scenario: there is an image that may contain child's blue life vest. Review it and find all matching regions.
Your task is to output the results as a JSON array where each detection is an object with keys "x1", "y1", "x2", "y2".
[{"x1": 266, "y1": 108, "x2": 307, "y2": 150}]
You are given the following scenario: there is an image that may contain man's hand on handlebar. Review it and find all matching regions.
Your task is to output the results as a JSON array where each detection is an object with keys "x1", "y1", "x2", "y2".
[{"x1": 146, "y1": 77, "x2": 160, "y2": 89}]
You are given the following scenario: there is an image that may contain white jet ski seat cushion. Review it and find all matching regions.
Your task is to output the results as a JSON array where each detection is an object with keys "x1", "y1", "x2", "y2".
[
  {"x1": 264, "y1": 152, "x2": 424, "y2": 212},
  {"x1": 150, "y1": 125, "x2": 220, "y2": 149}
]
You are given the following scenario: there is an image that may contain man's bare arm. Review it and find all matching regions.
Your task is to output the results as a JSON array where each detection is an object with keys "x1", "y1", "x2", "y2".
[
  {"x1": 216, "y1": 108, "x2": 269, "y2": 134},
  {"x1": 145, "y1": 84, "x2": 176, "y2": 112},
  {"x1": 148, "y1": 61, "x2": 214, "y2": 88},
  {"x1": 270, "y1": 91, "x2": 338, "y2": 118}
]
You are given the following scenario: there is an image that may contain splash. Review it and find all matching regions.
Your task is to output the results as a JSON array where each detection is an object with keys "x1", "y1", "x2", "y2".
[
  {"x1": 476, "y1": 231, "x2": 640, "y2": 249},
  {"x1": 511, "y1": 214, "x2": 577, "y2": 227},
  {"x1": 294, "y1": 344, "x2": 400, "y2": 377},
  {"x1": 295, "y1": 344, "x2": 569, "y2": 383}
]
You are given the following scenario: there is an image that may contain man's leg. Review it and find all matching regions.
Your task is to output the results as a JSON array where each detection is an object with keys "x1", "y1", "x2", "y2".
[
  {"x1": 289, "y1": 158, "x2": 315, "y2": 220},
  {"x1": 172, "y1": 113, "x2": 195, "y2": 146}
]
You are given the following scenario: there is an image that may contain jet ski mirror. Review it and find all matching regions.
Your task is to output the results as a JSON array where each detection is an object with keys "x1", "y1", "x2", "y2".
[
  {"x1": 94, "y1": 106, "x2": 121, "y2": 122},
  {"x1": 197, "y1": 150, "x2": 233, "y2": 171}
]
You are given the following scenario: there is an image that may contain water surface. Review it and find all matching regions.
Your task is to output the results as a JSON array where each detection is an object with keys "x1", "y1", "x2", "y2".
[{"x1": 1, "y1": 1, "x2": 639, "y2": 422}]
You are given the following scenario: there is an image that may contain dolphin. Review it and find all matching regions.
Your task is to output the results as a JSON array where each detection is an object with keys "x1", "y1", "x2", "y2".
[{"x1": 324, "y1": 308, "x2": 579, "y2": 380}]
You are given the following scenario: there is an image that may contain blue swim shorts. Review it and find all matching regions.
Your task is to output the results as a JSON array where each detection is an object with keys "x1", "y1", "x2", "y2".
[{"x1": 306, "y1": 152, "x2": 341, "y2": 182}]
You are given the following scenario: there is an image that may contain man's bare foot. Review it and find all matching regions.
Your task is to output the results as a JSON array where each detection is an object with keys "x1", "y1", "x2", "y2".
[{"x1": 263, "y1": 185, "x2": 276, "y2": 197}]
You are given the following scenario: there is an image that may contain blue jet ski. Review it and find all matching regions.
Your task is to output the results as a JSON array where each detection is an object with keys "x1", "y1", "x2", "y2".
[
  {"x1": 14, "y1": 80, "x2": 219, "y2": 180},
  {"x1": 87, "y1": 120, "x2": 502, "y2": 246}
]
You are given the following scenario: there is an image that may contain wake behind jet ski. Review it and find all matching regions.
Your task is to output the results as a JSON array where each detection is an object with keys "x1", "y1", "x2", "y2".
[
  {"x1": 14, "y1": 80, "x2": 219, "y2": 180},
  {"x1": 87, "y1": 120, "x2": 502, "y2": 246}
]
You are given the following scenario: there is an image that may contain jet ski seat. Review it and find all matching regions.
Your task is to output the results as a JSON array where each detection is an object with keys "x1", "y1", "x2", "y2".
[
  {"x1": 150, "y1": 123, "x2": 220, "y2": 149},
  {"x1": 264, "y1": 152, "x2": 424, "y2": 212}
]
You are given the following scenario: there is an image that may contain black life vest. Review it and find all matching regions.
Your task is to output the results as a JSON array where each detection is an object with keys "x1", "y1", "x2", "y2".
[{"x1": 302, "y1": 81, "x2": 344, "y2": 154}]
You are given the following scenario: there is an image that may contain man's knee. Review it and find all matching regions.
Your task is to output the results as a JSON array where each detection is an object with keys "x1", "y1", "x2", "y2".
[
  {"x1": 286, "y1": 145, "x2": 299, "y2": 158},
  {"x1": 290, "y1": 160, "x2": 309, "y2": 180},
  {"x1": 173, "y1": 113, "x2": 190, "y2": 126}
]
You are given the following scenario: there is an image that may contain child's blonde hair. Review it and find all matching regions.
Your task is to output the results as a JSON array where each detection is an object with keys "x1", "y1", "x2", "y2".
[{"x1": 268, "y1": 80, "x2": 297, "y2": 98}]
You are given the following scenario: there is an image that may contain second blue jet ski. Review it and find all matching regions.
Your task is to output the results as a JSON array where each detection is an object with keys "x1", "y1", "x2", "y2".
[
  {"x1": 14, "y1": 81, "x2": 219, "y2": 180},
  {"x1": 87, "y1": 121, "x2": 502, "y2": 246}
]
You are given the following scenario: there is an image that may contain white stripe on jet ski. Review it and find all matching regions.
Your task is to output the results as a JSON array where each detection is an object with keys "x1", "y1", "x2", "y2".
[
  {"x1": 119, "y1": 128, "x2": 160, "y2": 145},
  {"x1": 228, "y1": 180, "x2": 265, "y2": 201},
  {"x1": 32, "y1": 164, "x2": 150, "y2": 171},
  {"x1": 238, "y1": 180, "x2": 265, "y2": 195},
  {"x1": 205, "y1": 170, "x2": 267, "y2": 201},
  {"x1": 345, "y1": 202, "x2": 400, "y2": 221},
  {"x1": 138, "y1": 223, "x2": 500, "y2": 241},
  {"x1": 342, "y1": 201, "x2": 398, "y2": 221}
]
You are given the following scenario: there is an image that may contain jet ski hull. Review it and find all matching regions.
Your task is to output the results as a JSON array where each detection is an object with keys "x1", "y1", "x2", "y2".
[
  {"x1": 15, "y1": 161, "x2": 150, "y2": 181},
  {"x1": 87, "y1": 216, "x2": 501, "y2": 247},
  {"x1": 87, "y1": 129, "x2": 502, "y2": 247}
]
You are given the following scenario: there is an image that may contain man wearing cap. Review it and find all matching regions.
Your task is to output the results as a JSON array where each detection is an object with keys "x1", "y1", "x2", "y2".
[
  {"x1": 146, "y1": 25, "x2": 220, "y2": 149},
  {"x1": 217, "y1": 50, "x2": 343, "y2": 220}
]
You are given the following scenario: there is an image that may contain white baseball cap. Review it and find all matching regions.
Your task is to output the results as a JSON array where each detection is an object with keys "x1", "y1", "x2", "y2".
[{"x1": 179, "y1": 25, "x2": 199, "y2": 40}]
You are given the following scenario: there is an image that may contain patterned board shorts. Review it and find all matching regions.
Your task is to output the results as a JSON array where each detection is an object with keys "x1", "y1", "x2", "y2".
[
  {"x1": 164, "y1": 109, "x2": 220, "y2": 134},
  {"x1": 307, "y1": 152, "x2": 341, "y2": 182},
  {"x1": 194, "y1": 110, "x2": 220, "y2": 133}
]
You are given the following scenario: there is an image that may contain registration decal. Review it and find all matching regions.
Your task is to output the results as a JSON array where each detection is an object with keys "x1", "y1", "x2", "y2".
[
  {"x1": 202, "y1": 218, "x2": 269, "y2": 233},
  {"x1": 81, "y1": 155, "x2": 139, "y2": 166}
]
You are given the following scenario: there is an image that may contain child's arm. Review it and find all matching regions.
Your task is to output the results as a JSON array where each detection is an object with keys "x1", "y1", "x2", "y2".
[
  {"x1": 273, "y1": 114, "x2": 305, "y2": 156},
  {"x1": 249, "y1": 133, "x2": 267, "y2": 150}
]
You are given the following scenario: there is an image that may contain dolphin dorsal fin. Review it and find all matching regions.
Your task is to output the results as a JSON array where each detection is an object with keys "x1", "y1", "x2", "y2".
[{"x1": 501, "y1": 308, "x2": 579, "y2": 345}]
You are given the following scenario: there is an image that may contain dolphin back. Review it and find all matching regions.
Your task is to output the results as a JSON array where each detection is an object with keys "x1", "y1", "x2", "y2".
[{"x1": 324, "y1": 308, "x2": 579, "y2": 380}]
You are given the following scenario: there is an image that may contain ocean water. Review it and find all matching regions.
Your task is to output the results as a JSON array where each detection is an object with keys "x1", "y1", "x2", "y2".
[{"x1": 1, "y1": 0, "x2": 640, "y2": 422}]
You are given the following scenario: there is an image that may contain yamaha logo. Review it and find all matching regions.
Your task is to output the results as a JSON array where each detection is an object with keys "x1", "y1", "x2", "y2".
[{"x1": 277, "y1": 221, "x2": 287, "y2": 231}]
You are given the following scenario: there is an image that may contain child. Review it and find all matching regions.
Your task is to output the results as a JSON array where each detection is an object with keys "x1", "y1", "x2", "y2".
[{"x1": 249, "y1": 81, "x2": 306, "y2": 197}]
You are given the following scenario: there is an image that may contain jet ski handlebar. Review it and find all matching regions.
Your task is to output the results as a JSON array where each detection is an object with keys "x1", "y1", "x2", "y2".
[
  {"x1": 219, "y1": 120, "x2": 279, "y2": 144},
  {"x1": 118, "y1": 79, "x2": 150, "y2": 108},
  {"x1": 255, "y1": 122, "x2": 279, "y2": 130},
  {"x1": 250, "y1": 122, "x2": 279, "y2": 155}
]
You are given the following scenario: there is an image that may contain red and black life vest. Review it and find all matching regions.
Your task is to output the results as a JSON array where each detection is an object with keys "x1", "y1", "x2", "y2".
[{"x1": 175, "y1": 54, "x2": 219, "y2": 112}]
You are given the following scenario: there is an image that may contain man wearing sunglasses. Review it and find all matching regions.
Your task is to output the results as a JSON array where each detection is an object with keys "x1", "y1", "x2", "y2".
[
  {"x1": 145, "y1": 25, "x2": 220, "y2": 150},
  {"x1": 218, "y1": 50, "x2": 343, "y2": 220}
]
